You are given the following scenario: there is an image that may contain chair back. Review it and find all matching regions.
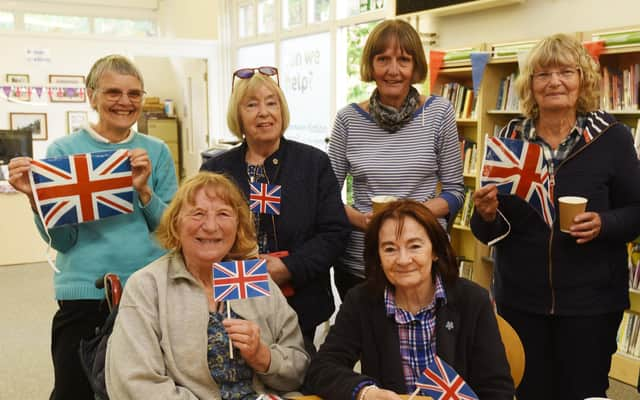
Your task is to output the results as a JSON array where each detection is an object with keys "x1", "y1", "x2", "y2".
[{"x1": 496, "y1": 314, "x2": 525, "y2": 388}]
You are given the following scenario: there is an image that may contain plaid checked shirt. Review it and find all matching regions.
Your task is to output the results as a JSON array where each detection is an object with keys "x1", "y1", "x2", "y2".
[
  {"x1": 384, "y1": 275, "x2": 447, "y2": 393},
  {"x1": 517, "y1": 115, "x2": 586, "y2": 175}
]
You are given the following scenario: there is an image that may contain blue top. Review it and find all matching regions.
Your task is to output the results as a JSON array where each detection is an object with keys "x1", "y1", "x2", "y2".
[{"x1": 34, "y1": 128, "x2": 177, "y2": 300}]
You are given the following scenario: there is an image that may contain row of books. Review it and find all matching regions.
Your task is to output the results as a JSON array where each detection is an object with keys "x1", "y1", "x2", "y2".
[
  {"x1": 440, "y1": 82, "x2": 477, "y2": 119},
  {"x1": 495, "y1": 72, "x2": 520, "y2": 111},
  {"x1": 629, "y1": 243, "x2": 640, "y2": 290},
  {"x1": 618, "y1": 313, "x2": 640, "y2": 359},
  {"x1": 453, "y1": 187, "x2": 475, "y2": 228},
  {"x1": 459, "y1": 138, "x2": 479, "y2": 175},
  {"x1": 601, "y1": 64, "x2": 640, "y2": 111}
]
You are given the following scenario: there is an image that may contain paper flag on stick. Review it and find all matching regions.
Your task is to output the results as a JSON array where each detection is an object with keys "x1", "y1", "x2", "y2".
[
  {"x1": 470, "y1": 52, "x2": 490, "y2": 95},
  {"x1": 583, "y1": 40, "x2": 605, "y2": 62},
  {"x1": 212, "y1": 259, "x2": 271, "y2": 302},
  {"x1": 429, "y1": 50, "x2": 446, "y2": 93},
  {"x1": 29, "y1": 150, "x2": 134, "y2": 228},
  {"x1": 480, "y1": 136, "x2": 554, "y2": 226},
  {"x1": 416, "y1": 355, "x2": 479, "y2": 400}
]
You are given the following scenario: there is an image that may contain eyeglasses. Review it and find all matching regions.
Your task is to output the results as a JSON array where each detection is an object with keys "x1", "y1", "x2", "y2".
[
  {"x1": 532, "y1": 67, "x2": 580, "y2": 84},
  {"x1": 232, "y1": 66, "x2": 279, "y2": 91},
  {"x1": 99, "y1": 88, "x2": 146, "y2": 103}
]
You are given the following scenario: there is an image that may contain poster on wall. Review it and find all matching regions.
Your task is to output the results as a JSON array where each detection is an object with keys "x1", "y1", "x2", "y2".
[
  {"x1": 49, "y1": 75, "x2": 86, "y2": 103},
  {"x1": 5, "y1": 74, "x2": 31, "y2": 101},
  {"x1": 10, "y1": 113, "x2": 48, "y2": 141},
  {"x1": 279, "y1": 32, "x2": 330, "y2": 151},
  {"x1": 67, "y1": 111, "x2": 88, "y2": 134}
]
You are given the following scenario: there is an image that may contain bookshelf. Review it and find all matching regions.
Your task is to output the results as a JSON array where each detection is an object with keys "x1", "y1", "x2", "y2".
[
  {"x1": 587, "y1": 28, "x2": 640, "y2": 386},
  {"x1": 429, "y1": 26, "x2": 640, "y2": 388}
]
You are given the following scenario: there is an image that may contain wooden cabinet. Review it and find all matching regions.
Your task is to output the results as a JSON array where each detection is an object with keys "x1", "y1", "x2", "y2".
[{"x1": 138, "y1": 116, "x2": 181, "y2": 180}]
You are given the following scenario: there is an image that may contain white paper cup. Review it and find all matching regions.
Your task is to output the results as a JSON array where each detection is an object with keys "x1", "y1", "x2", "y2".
[
  {"x1": 558, "y1": 196, "x2": 588, "y2": 233},
  {"x1": 371, "y1": 195, "x2": 398, "y2": 214}
]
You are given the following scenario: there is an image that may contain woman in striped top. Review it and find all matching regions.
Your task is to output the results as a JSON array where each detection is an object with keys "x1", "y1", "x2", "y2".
[{"x1": 329, "y1": 19, "x2": 464, "y2": 299}]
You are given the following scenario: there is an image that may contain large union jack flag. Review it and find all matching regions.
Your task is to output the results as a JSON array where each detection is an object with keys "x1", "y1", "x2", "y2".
[
  {"x1": 416, "y1": 356, "x2": 479, "y2": 400},
  {"x1": 480, "y1": 136, "x2": 554, "y2": 226},
  {"x1": 29, "y1": 149, "x2": 134, "y2": 228},
  {"x1": 249, "y1": 182, "x2": 281, "y2": 215},
  {"x1": 212, "y1": 259, "x2": 271, "y2": 302}
]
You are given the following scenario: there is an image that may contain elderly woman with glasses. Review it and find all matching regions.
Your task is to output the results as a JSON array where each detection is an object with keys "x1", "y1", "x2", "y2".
[
  {"x1": 328, "y1": 19, "x2": 465, "y2": 300},
  {"x1": 7, "y1": 54, "x2": 177, "y2": 399},
  {"x1": 472, "y1": 33, "x2": 640, "y2": 400},
  {"x1": 201, "y1": 67, "x2": 351, "y2": 354},
  {"x1": 106, "y1": 172, "x2": 309, "y2": 399}
]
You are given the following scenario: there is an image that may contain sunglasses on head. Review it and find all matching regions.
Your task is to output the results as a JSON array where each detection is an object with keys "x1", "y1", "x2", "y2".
[{"x1": 232, "y1": 66, "x2": 279, "y2": 91}]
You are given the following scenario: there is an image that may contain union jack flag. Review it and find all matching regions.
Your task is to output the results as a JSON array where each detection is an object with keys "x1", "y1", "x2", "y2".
[
  {"x1": 212, "y1": 259, "x2": 271, "y2": 302},
  {"x1": 29, "y1": 149, "x2": 134, "y2": 228},
  {"x1": 249, "y1": 182, "x2": 281, "y2": 215},
  {"x1": 416, "y1": 356, "x2": 479, "y2": 400},
  {"x1": 481, "y1": 136, "x2": 554, "y2": 226}
]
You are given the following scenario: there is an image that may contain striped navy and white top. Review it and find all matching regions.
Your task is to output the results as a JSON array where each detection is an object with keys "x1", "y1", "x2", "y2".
[{"x1": 328, "y1": 96, "x2": 465, "y2": 277}]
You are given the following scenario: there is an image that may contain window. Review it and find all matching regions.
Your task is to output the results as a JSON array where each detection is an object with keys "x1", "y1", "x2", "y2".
[
  {"x1": 229, "y1": 0, "x2": 391, "y2": 148},
  {"x1": 237, "y1": 43, "x2": 276, "y2": 69},
  {"x1": 280, "y1": 32, "x2": 331, "y2": 149},
  {"x1": 238, "y1": 3, "x2": 255, "y2": 38},
  {"x1": 0, "y1": 11, "x2": 14, "y2": 31},
  {"x1": 24, "y1": 13, "x2": 90, "y2": 34},
  {"x1": 307, "y1": 0, "x2": 330, "y2": 23},
  {"x1": 257, "y1": 0, "x2": 275, "y2": 34},
  {"x1": 95, "y1": 18, "x2": 156, "y2": 37}
]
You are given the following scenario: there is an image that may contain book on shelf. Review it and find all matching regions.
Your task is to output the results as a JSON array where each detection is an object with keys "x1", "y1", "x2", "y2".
[
  {"x1": 458, "y1": 258, "x2": 474, "y2": 280},
  {"x1": 440, "y1": 82, "x2": 475, "y2": 119},
  {"x1": 600, "y1": 64, "x2": 640, "y2": 111},
  {"x1": 453, "y1": 187, "x2": 474, "y2": 228},
  {"x1": 495, "y1": 73, "x2": 520, "y2": 111},
  {"x1": 462, "y1": 139, "x2": 477, "y2": 175}
]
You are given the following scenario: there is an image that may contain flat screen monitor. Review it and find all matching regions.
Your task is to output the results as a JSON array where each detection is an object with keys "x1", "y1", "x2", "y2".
[{"x1": 0, "y1": 129, "x2": 33, "y2": 165}]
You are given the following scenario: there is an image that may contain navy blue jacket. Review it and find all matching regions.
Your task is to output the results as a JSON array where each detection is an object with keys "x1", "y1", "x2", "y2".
[
  {"x1": 201, "y1": 138, "x2": 351, "y2": 331},
  {"x1": 304, "y1": 279, "x2": 514, "y2": 400},
  {"x1": 472, "y1": 111, "x2": 640, "y2": 316}
]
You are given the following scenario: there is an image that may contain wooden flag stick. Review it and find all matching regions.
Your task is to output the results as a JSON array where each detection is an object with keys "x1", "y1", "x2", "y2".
[
  {"x1": 407, "y1": 387, "x2": 420, "y2": 400},
  {"x1": 227, "y1": 301, "x2": 234, "y2": 359}
]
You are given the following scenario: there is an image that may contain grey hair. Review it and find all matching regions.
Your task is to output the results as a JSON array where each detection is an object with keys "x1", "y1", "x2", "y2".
[{"x1": 86, "y1": 55, "x2": 144, "y2": 101}]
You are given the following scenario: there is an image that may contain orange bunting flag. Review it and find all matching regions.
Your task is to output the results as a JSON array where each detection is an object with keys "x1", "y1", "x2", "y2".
[
  {"x1": 583, "y1": 40, "x2": 605, "y2": 62},
  {"x1": 429, "y1": 50, "x2": 446, "y2": 93}
]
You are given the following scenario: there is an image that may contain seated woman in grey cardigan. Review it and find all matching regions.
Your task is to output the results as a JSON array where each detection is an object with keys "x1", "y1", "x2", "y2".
[
  {"x1": 304, "y1": 200, "x2": 514, "y2": 400},
  {"x1": 106, "y1": 172, "x2": 309, "y2": 399}
]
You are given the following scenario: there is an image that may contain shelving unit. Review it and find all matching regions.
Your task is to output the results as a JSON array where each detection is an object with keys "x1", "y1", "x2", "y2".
[{"x1": 431, "y1": 26, "x2": 640, "y2": 389}]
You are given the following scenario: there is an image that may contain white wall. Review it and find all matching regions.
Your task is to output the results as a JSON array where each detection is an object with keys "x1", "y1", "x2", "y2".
[
  {"x1": 157, "y1": 0, "x2": 217, "y2": 40},
  {"x1": 434, "y1": 0, "x2": 640, "y2": 49}
]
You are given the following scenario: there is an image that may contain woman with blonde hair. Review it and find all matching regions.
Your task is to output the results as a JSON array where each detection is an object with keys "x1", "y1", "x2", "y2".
[
  {"x1": 472, "y1": 33, "x2": 640, "y2": 399},
  {"x1": 106, "y1": 172, "x2": 309, "y2": 399},
  {"x1": 201, "y1": 68, "x2": 350, "y2": 354}
]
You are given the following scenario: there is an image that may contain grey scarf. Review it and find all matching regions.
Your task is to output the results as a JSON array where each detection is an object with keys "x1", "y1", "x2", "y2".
[{"x1": 369, "y1": 86, "x2": 420, "y2": 133}]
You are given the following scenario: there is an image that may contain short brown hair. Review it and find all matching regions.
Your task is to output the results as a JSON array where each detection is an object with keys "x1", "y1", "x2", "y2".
[
  {"x1": 156, "y1": 172, "x2": 257, "y2": 260},
  {"x1": 227, "y1": 72, "x2": 290, "y2": 140},
  {"x1": 516, "y1": 33, "x2": 600, "y2": 119},
  {"x1": 364, "y1": 199, "x2": 458, "y2": 296},
  {"x1": 360, "y1": 19, "x2": 427, "y2": 84}
]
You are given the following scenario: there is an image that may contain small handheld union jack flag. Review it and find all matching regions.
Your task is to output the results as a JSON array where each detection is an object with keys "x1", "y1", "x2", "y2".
[
  {"x1": 212, "y1": 259, "x2": 271, "y2": 302},
  {"x1": 416, "y1": 356, "x2": 478, "y2": 400},
  {"x1": 30, "y1": 149, "x2": 134, "y2": 228},
  {"x1": 480, "y1": 136, "x2": 554, "y2": 226},
  {"x1": 249, "y1": 182, "x2": 281, "y2": 215}
]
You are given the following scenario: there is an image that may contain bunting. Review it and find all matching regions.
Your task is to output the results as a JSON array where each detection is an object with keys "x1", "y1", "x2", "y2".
[
  {"x1": 583, "y1": 40, "x2": 605, "y2": 62},
  {"x1": 429, "y1": 50, "x2": 446, "y2": 94},
  {"x1": 470, "y1": 52, "x2": 490, "y2": 95}
]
